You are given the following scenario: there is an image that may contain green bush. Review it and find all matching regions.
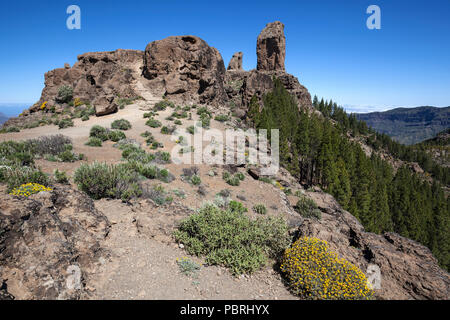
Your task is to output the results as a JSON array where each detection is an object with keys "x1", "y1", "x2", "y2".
[
  {"x1": 223, "y1": 171, "x2": 241, "y2": 186},
  {"x1": 58, "y1": 118, "x2": 74, "y2": 129},
  {"x1": 214, "y1": 114, "x2": 229, "y2": 122},
  {"x1": 74, "y1": 162, "x2": 141, "y2": 201},
  {"x1": 85, "y1": 137, "x2": 103, "y2": 147},
  {"x1": 90, "y1": 125, "x2": 109, "y2": 141},
  {"x1": 81, "y1": 115, "x2": 89, "y2": 121},
  {"x1": 253, "y1": 204, "x2": 267, "y2": 215},
  {"x1": 154, "y1": 100, "x2": 175, "y2": 111},
  {"x1": 190, "y1": 175, "x2": 201, "y2": 186},
  {"x1": 146, "y1": 118, "x2": 162, "y2": 128},
  {"x1": 295, "y1": 195, "x2": 322, "y2": 219},
  {"x1": 187, "y1": 126, "x2": 196, "y2": 135},
  {"x1": 56, "y1": 85, "x2": 73, "y2": 103},
  {"x1": 174, "y1": 204, "x2": 290, "y2": 275},
  {"x1": 54, "y1": 169, "x2": 70, "y2": 184},
  {"x1": 108, "y1": 130, "x2": 126, "y2": 142},
  {"x1": 111, "y1": 119, "x2": 132, "y2": 130}
]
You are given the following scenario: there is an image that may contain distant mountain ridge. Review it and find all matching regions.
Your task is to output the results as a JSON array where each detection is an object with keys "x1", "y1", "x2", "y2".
[{"x1": 356, "y1": 106, "x2": 450, "y2": 145}]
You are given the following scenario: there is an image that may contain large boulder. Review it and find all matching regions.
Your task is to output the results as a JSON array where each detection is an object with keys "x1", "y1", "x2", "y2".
[
  {"x1": 227, "y1": 52, "x2": 243, "y2": 71},
  {"x1": 0, "y1": 186, "x2": 110, "y2": 300},
  {"x1": 295, "y1": 190, "x2": 450, "y2": 300},
  {"x1": 143, "y1": 35, "x2": 227, "y2": 106},
  {"x1": 93, "y1": 95, "x2": 118, "y2": 116},
  {"x1": 257, "y1": 21, "x2": 286, "y2": 71}
]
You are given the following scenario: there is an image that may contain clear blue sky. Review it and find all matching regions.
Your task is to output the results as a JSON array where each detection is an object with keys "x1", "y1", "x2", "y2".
[{"x1": 1, "y1": 0, "x2": 449, "y2": 113}]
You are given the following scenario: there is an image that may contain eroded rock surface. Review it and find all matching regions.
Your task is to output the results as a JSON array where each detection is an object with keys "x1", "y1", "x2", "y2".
[
  {"x1": 227, "y1": 52, "x2": 243, "y2": 71},
  {"x1": 143, "y1": 35, "x2": 227, "y2": 106},
  {"x1": 31, "y1": 49, "x2": 142, "y2": 115},
  {"x1": 257, "y1": 21, "x2": 286, "y2": 71},
  {"x1": 0, "y1": 186, "x2": 110, "y2": 300}
]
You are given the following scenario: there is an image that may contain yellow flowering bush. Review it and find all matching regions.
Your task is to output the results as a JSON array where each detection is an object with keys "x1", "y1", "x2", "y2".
[
  {"x1": 74, "y1": 97, "x2": 83, "y2": 107},
  {"x1": 40, "y1": 101, "x2": 48, "y2": 110},
  {"x1": 9, "y1": 183, "x2": 52, "y2": 197},
  {"x1": 281, "y1": 237, "x2": 373, "y2": 300}
]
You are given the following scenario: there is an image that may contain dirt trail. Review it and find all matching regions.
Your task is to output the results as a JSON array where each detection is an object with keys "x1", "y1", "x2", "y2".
[{"x1": 87, "y1": 199, "x2": 295, "y2": 300}]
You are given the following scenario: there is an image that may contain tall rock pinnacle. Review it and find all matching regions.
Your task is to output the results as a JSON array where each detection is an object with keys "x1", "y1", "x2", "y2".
[{"x1": 256, "y1": 21, "x2": 286, "y2": 71}]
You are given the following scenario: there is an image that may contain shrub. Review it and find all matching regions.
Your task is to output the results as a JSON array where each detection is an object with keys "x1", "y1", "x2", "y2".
[
  {"x1": 281, "y1": 237, "x2": 374, "y2": 300},
  {"x1": 190, "y1": 175, "x2": 201, "y2": 186},
  {"x1": 228, "y1": 200, "x2": 248, "y2": 214},
  {"x1": 58, "y1": 118, "x2": 74, "y2": 129},
  {"x1": 56, "y1": 85, "x2": 73, "y2": 103},
  {"x1": 198, "y1": 113, "x2": 210, "y2": 128},
  {"x1": 9, "y1": 183, "x2": 52, "y2": 197},
  {"x1": 253, "y1": 204, "x2": 267, "y2": 215},
  {"x1": 146, "y1": 118, "x2": 162, "y2": 128},
  {"x1": 214, "y1": 114, "x2": 229, "y2": 122},
  {"x1": 54, "y1": 169, "x2": 69, "y2": 184},
  {"x1": 174, "y1": 119, "x2": 182, "y2": 125},
  {"x1": 186, "y1": 126, "x2": 195, "y2": 135},
  {"x1": 142, "y1": 184, "x2": 173, "y2": 205},
  {"x1": 295, "y1": 195, "x2": 322, "y2": 219},
  {"x1": 90, "y1": 125, "x2": 109, "y2": 141},
  {"x1": 223, "y1": 171, "x2": 241, "y2": 186},
  {"x1": 74, "y1": 162, "x2": 141, "y2": 201},
  {"x1": 3, "y1": 167, "x2": 50, "y2": 192},
  {"x1": 5, "y1": 126, "x2": 20, "y2": 133},
  {"x1": 85, "y1": 137, "x2": 103, "y2": 147},
  {"x1": 111, "y1": 119, "x2": 132, "y2": 130},
  {"x1": 177, "y1": 257, "x2": 201, "y2": 277},
  {"x1": 81, "y1": 115, "x2": 89, "y2": 121},
  {"x1": 154, "y1": 100, "x2": 175, "y2": 111},
  {"x1": 108, "y1": 130, "x2": 126, "y2": 142},
  {"x1": 174, "y1": 204, "x2": 290, "y2": 275},
  {"x1": 58, "y1": 149, "x2": 78, "y2": 162}
]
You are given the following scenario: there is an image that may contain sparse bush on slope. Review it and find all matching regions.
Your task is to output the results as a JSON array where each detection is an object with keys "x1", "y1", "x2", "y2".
[
  {"x1": 174, "y1": 203, "x2": 289, "y2": 275},
  {"x1": 74, "y1": 162, "x2": 142, "y2": 201}
]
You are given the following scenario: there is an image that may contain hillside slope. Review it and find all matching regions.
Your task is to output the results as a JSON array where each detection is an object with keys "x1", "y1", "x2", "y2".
[{"x1": 356, "y1": 106, "x2": 450, "y2": 145}]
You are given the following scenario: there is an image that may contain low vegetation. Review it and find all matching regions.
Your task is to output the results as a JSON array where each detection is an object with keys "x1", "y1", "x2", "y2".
[
  {"x1": 174, "y1": 203, "x2": 289, "y2": 275},
  {"x1": 281, "y1": 237, "x2": 373, "y2": 300},
  {"x1": 295, "y1": 195, "x2": 322, "y2": 220},
  {"x1": 111, "y1": 119, "x2": 132, "y2": 131}
]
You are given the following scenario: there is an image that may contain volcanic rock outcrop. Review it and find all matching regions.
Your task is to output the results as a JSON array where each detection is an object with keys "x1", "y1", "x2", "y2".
[
  {"x1": 296, "y1": 190, "x2": 450, "y2": 300},
  {"x1": 225, "y1": 21, "x2": 311, "y2": 115},
  {"x1": 257, "y1": 21, "x2": 286, "y2": 72},
  {"x1": 142, "y1": 35, "x2": 227, "y2": 106},
  {"x1": 227, "y1": 52, "x2": 243, "y2": 71},
  {"x1": 0, "y1": 186, "x2": 110, "y2": 300},
  {"x1": 28, "y1": 49, "x2": 143, "y2": 115}
]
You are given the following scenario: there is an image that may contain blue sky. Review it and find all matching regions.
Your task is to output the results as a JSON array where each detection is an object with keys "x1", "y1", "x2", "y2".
[{"x1": 0, "y1": 0, "x2": 449, "y2": 114}]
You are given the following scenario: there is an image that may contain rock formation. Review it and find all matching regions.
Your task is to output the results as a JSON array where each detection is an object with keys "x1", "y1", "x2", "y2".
[
  {"x1": 295, "y1": 190, "x2": 450, "y2": 300},
  {"x1": 225, "y1": 21, "x2": 311, "y2": 115},
  {"x1": 28, "y1": 49, "x2": 143, "y2": 116},
  {"x1": 227, "y1": 52, "x2": 243, "y2": 70},
  {"x1": 143, "y1": 35, "x2": 227, "y2": 106},
  {"x1": 257, "y1": 21, "x2": 286, "y2": 71},
  {"x1": 0, "y1": 186, "x2": 110, "y2": 300}
]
